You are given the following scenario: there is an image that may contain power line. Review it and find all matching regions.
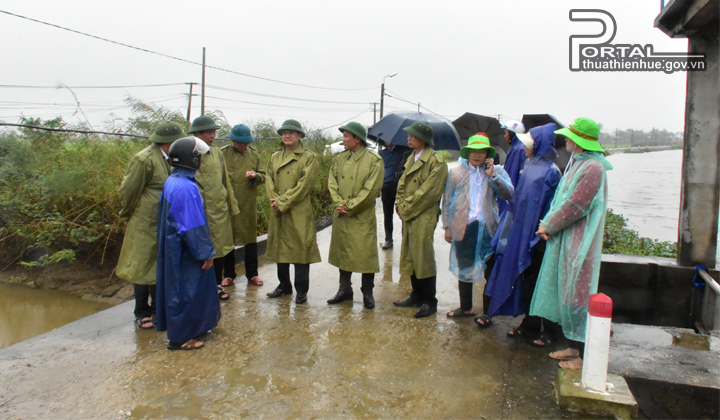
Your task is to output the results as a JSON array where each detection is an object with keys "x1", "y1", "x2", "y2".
[
  {"x1": 0, "y1": 83, "x2": 187, "y2": 89},
  {"x1": 0, "y1": 9, "x2": 376, "y2": 91},
  {"x1": 320, "y1": 107, "x2": 372, "y2": 130},
  {"x1": 205, "y1": 85, "x2": 371, "y2": 105},
  {"x1": 0, "y1": 122, "x2": 149, "y2": 138}
]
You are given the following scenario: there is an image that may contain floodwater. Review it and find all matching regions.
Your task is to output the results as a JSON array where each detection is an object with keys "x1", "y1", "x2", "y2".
[
  {"x1": 0, "y1": 282, "x2": 112, "y2": 349},
  {"x1": 0, "y1": 203, "x2": 603, "y2": 419}
]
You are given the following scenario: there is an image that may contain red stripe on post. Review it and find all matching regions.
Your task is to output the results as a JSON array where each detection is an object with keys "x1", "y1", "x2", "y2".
[{"x1": 588, "y1": 293, "x2": 613, "y2": 318}]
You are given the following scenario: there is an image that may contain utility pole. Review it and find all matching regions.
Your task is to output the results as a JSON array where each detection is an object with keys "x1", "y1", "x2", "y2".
[
  {"x1": 372, "y1": 102, "x2": 377, "y2": 124},
  {"x1": 201, "y1": 47, "x2": 206, "y2": 116},
  {"x1": 418, "y1": 103, "x2": 420, "y2": 112},
  {"x1": 615, "y1": 128, "x2": 618, "y2": 148},
  {"x1": 185, "y1": 82, "x2": 198, "y2": 122},
  {"x1": 380, "y1": 83, "x2": 385, "y2": 119}
]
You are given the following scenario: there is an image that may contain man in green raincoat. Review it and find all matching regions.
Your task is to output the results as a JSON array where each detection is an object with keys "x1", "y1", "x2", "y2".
[
  {"x1": 530, "y1": 117, "x2": 612, "y2": 371},
  {"x1": 393, "y1": 122, "x2": 449, "y2": 318},
  {"x1": 265, "y1": 119, "x2": 321, "y2": 304},
  {"x1": 188, "y1": 115, "x2": 240, "y2": 301},
  {"x1": 117, "y1": 122, "x2": 186, "y2": 329},
  {"x1": 221, "y1": 124, "x2": 266, "y2": 287},
  {"x1": 327, "y1": 122, "x2": 384, "y2": 309}
]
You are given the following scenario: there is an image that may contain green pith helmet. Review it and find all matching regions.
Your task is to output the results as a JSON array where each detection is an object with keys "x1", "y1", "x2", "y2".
[
  {"x1": 460, "y1": 132, "x2": 496, "y2": 160},
  {"x1": 227, "y1": 124, "x2": 254, "y2": 143},
  {"x1": 554, "y1": 117, "x2": 604, "y2": 152},
  {"x1": 277, "y1": 119, "x2": 305, "y2": 138},
  {"x1": 188, "y1": 115, "x2": 221, "y2": 134},
  {"x1": 403, "y1": 121, "x2": 434, "y2": 147},
  {"x1": 338, "y1": 121, "x2": 367, "y2": 143},
  {"x1": 149, "y1": 122, "x2": 186, "y2": 144}
]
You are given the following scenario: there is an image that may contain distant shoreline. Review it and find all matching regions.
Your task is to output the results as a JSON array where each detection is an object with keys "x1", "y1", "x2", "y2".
[{"x1": 605, "y1": 145, "x2": 682, "y2": 155}]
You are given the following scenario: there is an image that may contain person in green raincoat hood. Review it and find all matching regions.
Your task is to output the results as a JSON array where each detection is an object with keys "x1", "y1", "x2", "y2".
[
  {"x1": 326, "y1": 122, "x2": 384, "y2": 309},
  {"x1": 529, "y1": 117, "x2": 612, "y2": 371},
  {"x1": 392, "y1": 121, "x2": 449, "y2": 318},
  {"x1": 265, "y1": 119, "x2": 321, "y2": 304},
  {"x1": 188, "y1": 115, "x2": 240, "y2": 301},
  {"x1": 221, "y1": 124, "x2": 266, "y2": 288},
  {"x1": 116, "y1": 122, "x2": 186, "y2": 330}
]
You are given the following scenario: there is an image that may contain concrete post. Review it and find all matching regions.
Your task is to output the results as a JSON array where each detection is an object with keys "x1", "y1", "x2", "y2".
[
  {"x1": 582, "y1": 293, "x2": 613, "y2": 393},
  {"x1": 677, "y1": 34, "x2": 720, "y2": 269}
]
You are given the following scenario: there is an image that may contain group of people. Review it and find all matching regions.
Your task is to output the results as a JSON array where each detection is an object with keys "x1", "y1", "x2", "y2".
[{"x1": 116, "y1": 113, "x2": 613, "y2": 372}]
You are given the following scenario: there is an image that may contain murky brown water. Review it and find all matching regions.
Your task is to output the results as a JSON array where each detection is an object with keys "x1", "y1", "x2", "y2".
[{"x1": 0, "y1": 282, "x2": 112, "y2": 349}]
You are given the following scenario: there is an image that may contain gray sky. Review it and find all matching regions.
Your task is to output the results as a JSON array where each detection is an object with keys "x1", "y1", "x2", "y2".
[{"x1": 1, "y1": 0, "x2": 690, "y2": 136}]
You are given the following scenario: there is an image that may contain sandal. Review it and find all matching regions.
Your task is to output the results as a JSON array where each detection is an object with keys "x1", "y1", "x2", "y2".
[
  {"x1": 530, "y1": 333, "x2": 553, "y2": 347},
  {"x1": 472, "y1": 315, "x2": 493, "y2": 328},
  {"x1": 135, "y1": 317, "x2": 154, "y2": 330},
  {"x1": 248, "y1": 276, "x2": 264, "y2": 286},
  {"x1": 549, "y1": 348, "x2": 580, "y2": 361},
  {"x1": 506, "y1": 327, "x2": 526, "y2": 338},
  {"x1": 447, "y1": 308, "x2": 476, "y2": 318},
  {"x1": 221, "y1": 277, "x2": 235, "y2": 287},
  {"x1": 217, "y1": 286, "x2": 229, "y2": 300},
  {"x1": 559, "y1": 357, "x2": 583, "y2": 370},
  {"x1": 167, "y1": 339, "x2": 204, "y2": 351}
]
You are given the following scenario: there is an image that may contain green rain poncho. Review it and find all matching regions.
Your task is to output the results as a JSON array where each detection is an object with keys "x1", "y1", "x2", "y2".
[
  {"x1": 195, "y1": 145, "x2": 240, "y2": 258},
  {"x1": 116, "y1": 144, "x2": 170, "y2": 285},
  {"x1": 529, "y1": 152, "x2": 612, "y2": 342},
  {"x1": 265, "y1": 142, "x2": 322, "y2": 264},
  {"x1": 328, "y1": 146, "x2": 384, "y2": 273},
  {"x1": 222, "y1": 145, "x2": 266, "y2": 245}
]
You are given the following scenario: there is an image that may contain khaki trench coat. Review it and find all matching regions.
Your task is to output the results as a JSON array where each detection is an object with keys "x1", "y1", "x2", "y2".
[
  {"x1": 265, "y1": 142, "x2": 321, "y2": 264},
  {"x1": 327, "y1": 147, "x2": 384, "y2": 273},
  {"x1": 195, "y1": 145, "x2": 240, "y2": 258},
  {"x1": 116, "y1": 144, "x2": 170, "y2": 285},
  {"x1": 395, "y1": 148, "x2": 448, "y2": 279},
  {"x1": 222, "y1": 145, "x2": 266, "y2": 245}
]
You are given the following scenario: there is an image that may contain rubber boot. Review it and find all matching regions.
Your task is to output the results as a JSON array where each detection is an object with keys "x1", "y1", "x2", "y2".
[{"x1": 361, "y1": 273, "x2": 375, "y2": 309}]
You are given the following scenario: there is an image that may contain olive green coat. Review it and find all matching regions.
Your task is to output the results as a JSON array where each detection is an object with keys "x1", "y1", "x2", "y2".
[
  {"x1": 395, "y1": 148, "x2": 448, "y2": 279},
  {"x1": 265, "y1": 142, "x2": 321, "y2": 264},
  {"x1": 328, "y1": 147, "x2": 384, "y2": 273},
  {"x1": 222, "y1": 145, "x2": 266, "y2": 245},
  {"x1": 116, "y1": 144, "x2": 170, "y2": 285},
  {"x1": 195, "y1": 145, "x2": 240, "y2": 258}
]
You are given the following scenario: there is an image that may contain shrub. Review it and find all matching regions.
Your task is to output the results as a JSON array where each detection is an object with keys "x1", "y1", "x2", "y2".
[{"x1": 603, "y1": 209, "x2": 677, "y2": 258}]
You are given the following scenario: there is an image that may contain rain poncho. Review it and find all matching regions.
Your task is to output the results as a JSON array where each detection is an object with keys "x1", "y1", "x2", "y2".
[
  {"x1": 497, "y1": 133, "x2": 527, "y2": 215},
  {"x1": 116, "y1": 144, "x2": 170, "y2": 285},
  {"x1": 529, "y1": 151, "x2": 612, "y2": 342},
  {"x1": 265, "y1": 142, "x2": 322, "y2": 264},
  {"x1": 156, "y1": 167, "x2": 221, "y2": 344},
  {"x1": 442, "y1": 159, "x2": 513, "y2": 282},
  {"x1": 222, "y1": 145, "x2": 266, "y2": 245},
  {"x1": 328, "y1": 147, "x2": 384, "y2": 273},
  {"x1": 485, "y1": 123, "x2": 562, "y2": 317}
]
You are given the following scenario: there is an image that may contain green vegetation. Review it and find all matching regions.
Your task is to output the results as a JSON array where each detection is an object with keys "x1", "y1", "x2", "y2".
[
  {"x1": 0, "y1": 104, "x2": 338, "y2": 268},
  {"x1": 603, "y1": 209, "x2": 677, "y2": 258}
]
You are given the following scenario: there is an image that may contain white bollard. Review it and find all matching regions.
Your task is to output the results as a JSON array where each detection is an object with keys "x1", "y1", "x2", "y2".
[{"x1": 581, "y1": 293, "x2": 613, "y2": 393}]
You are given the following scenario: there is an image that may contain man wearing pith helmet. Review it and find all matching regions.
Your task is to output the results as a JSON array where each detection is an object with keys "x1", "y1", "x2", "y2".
[
  {"x1": 221, "y1": 124, "x2": 267, "y2": 289},
  {"x1": 188, "y1": 115, "x2": 240, "y2": 302},
  {"x1": 117, "y1": 121, "x2": 185, "y2": 330},
  {"x1": 265, "y1": 119, "x2": 321, "y2": 304},
  {"x1": 326, "y1": 122, "x2": 384, "y2": 309},
  {"x1": 530, "y1": 117, "x2": 612, "y2": 371},
  {"x1": 393, "y1": 121, "x2": 448, "y2": 318}
]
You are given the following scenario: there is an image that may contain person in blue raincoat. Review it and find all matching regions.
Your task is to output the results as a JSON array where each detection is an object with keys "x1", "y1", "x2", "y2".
[
  {"x1": 483, "y1": 123, "x2": 562, "y2": 341},
  {"x1": 497, "y1": 119, "x2": 527, "y2": 215},
  {"x1": 530, "y1": 118, "x2": 612, "y2": 370},
  {"x1": 156, "y1": 137, "x2": 221, "y2": 351}
]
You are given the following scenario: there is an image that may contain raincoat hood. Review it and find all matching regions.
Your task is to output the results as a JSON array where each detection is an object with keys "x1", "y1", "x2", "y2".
[{"x1": 529, "y1": 123, "x2": 558, "y2": 163}]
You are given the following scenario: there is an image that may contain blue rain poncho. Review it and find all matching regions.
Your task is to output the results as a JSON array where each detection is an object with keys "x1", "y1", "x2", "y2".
[
  {"x1": 529, "y1": 151, "x2": 612, "y2": 342},
  {"x1": 156, "y1": 167, "x2": 221, "y2": 344},
  {"x1": 442, "y1": 159, "x2": 513, "y2": 282},
  {"x1": 497, "y1": 133, "x2": 527, "y2": 215},
  {"x1": 485, "y1": 123, "x2": 562, "y2": 317}
]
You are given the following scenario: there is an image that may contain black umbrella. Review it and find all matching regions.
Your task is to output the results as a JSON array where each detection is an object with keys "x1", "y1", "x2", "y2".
[
  {"x1": 453, "y1": 113, "x2": 508, "y2": 164},
  {"x1": 522, "y1": 114, "x2": 573, "y2": 173},
  {"x1": 367, "y1": 111, "x2": 462, "y2": 151}
]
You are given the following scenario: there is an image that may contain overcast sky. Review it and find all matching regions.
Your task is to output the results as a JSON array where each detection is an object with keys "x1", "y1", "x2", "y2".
[{"x1": 0, "y1": 0, "x2": 690, "y2": 136}]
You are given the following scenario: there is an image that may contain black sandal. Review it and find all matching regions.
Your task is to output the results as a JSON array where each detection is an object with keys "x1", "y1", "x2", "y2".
[
  {"x1": 472, "y1": 315, "x2": 493, "y2": 328},
  {"x1": 135, "y1": 317, "x2": 154, "y2": 329},
  {"x1": 217, "y1": 286, "x2": 229, "y2": 300},
  {"x1": 506, "y1": 327, "x2": 525, "y2": 338},
  {"x1": 530, "y1": 332, "x2": 553, "y2": 348},
  {"x1": 447, "y1": 308, "x2": 476, "y2": 318}
]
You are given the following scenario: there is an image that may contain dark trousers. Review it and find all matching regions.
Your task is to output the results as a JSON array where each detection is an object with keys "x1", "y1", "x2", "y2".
[
  {"x1": 410, "y1": 273, "x2": 437, "y2": 307},
  {"x1": 381, "y1": 182, "x2": 397, "y2": 240},
  {"x1": 454, "y1": 221, "x2": 479, "y2": 311},
  {"x1": 339, "y1": 269, "x2": 375, "y2": 294},
  {"x1": 216, "y1": 244, "x2": 259, "y2": 281},
  {"x1": 482, "y1": 254, "x2": 495, "y2": 316},
  {"x1": 569, "y1": 339, "x2": 586, "y2": 358},
  {"x1": 517, "y1": 241, "x2": 547, "y2": 333},
  {"x1": 214, "y1": 253, "x2": 232, "y2": 286},
  {"x1": 133, "y1": 284, "x2": 156, "y2": 319},
  {"x1": 277, "y1": 263, "x2": 310, "y2": 294}
]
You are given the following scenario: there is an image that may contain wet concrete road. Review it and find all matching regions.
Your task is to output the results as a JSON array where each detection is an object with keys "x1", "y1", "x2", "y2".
[{"x1": 0, "y1": 200, "x2": 598, "y2": 419}]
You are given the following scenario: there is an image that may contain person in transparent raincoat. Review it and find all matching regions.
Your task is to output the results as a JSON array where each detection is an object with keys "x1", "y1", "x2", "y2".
[
  {"x1": 529, "y1": 118, "x2": 613, "y2": 370},
  {"x1": 441, "y1": 133, "x2": 513, "y2": 320}
]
